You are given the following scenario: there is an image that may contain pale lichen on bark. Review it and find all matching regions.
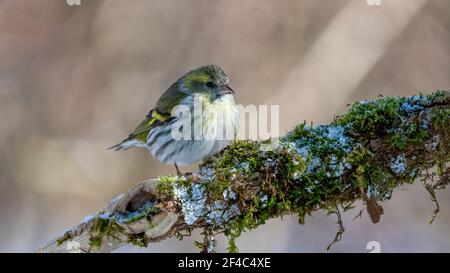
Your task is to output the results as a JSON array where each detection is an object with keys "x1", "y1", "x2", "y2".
[{"x1": 38, "y1": 91, "x2": 450, "y2": 253}]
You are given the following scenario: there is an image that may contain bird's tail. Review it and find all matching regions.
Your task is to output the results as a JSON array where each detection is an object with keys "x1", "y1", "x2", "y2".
[{"x1": 108, "y1": 138, "x2": 138, "y2": 151}]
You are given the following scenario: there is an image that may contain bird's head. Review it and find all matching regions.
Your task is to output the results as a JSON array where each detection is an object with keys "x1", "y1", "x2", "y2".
[{"x1": 179, "y1": 64, "x2": 235, "y2": 100}]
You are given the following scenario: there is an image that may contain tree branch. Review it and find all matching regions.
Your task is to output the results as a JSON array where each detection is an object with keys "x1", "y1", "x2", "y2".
[{"x1": 37, "y1": 91, "x2": 450, "y2": 253}]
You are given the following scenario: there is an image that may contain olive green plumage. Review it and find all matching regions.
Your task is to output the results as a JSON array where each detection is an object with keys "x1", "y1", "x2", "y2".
[{"x1": 110, "y1": 65, "x2": 240, "y2": 169}]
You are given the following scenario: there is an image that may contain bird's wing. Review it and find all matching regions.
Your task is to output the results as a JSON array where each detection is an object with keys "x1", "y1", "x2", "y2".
[
  {"x1": 129, "y1": 109, "x2": 172, "y2": 142},
  {"x1": 129, "y1": 83, "x2": 188, "y2": 142},
  {"x1": 108, "y1": 108, "x2": 172, "y2": 151},
  {"x1": 109, "y1": 82, "x2": 188, "y2": 150}
]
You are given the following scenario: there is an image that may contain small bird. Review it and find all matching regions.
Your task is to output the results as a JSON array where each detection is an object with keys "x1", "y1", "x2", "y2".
[{"x1": 110, "y1": 65, "x2": 240, "y2": 174}]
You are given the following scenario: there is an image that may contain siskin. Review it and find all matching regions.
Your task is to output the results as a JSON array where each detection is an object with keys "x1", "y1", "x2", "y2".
[{"x1": 110, "y1": 65, "x2": 240, "y2": 174}]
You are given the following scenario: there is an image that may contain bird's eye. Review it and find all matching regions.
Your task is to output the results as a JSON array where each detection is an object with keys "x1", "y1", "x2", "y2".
[{"x1": 206, "y1": 81, "x2": 217, "y2": 89}]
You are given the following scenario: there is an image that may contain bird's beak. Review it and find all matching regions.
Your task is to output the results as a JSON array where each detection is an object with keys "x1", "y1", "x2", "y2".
[{"x1": 218, "y1": 84, "x2": 235, "y2": 96}]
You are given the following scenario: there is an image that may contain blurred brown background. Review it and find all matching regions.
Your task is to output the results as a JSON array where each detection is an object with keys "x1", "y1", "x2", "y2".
[{"x1": 1, "y1": 0, "x2": 450, "y2": 252}]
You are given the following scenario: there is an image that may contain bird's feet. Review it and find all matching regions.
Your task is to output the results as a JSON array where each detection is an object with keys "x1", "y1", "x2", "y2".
[
  {"x1": 174, "y1": 163, "x2": 182, "y2": 176},
  {"x1": 173, "y1": 164, "x2": 201, "y2": 182}
]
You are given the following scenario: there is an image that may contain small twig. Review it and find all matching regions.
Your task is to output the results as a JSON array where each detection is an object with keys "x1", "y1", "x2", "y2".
[
  {"x1": 352, "y1": 209, "x2": 363, "y2": 221},
  {"x1": 424, "y1": 182, "x2": 440, "y2": 225},
  {"x1": 195, "y1": 228, "x2": 216, "y2": 253},
  {"x1": 421, "y1": 169, "x2": 441, "y2": 225},
  {"x1": 327, "y1": 208, "x2": 345, "y2": 251}
]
